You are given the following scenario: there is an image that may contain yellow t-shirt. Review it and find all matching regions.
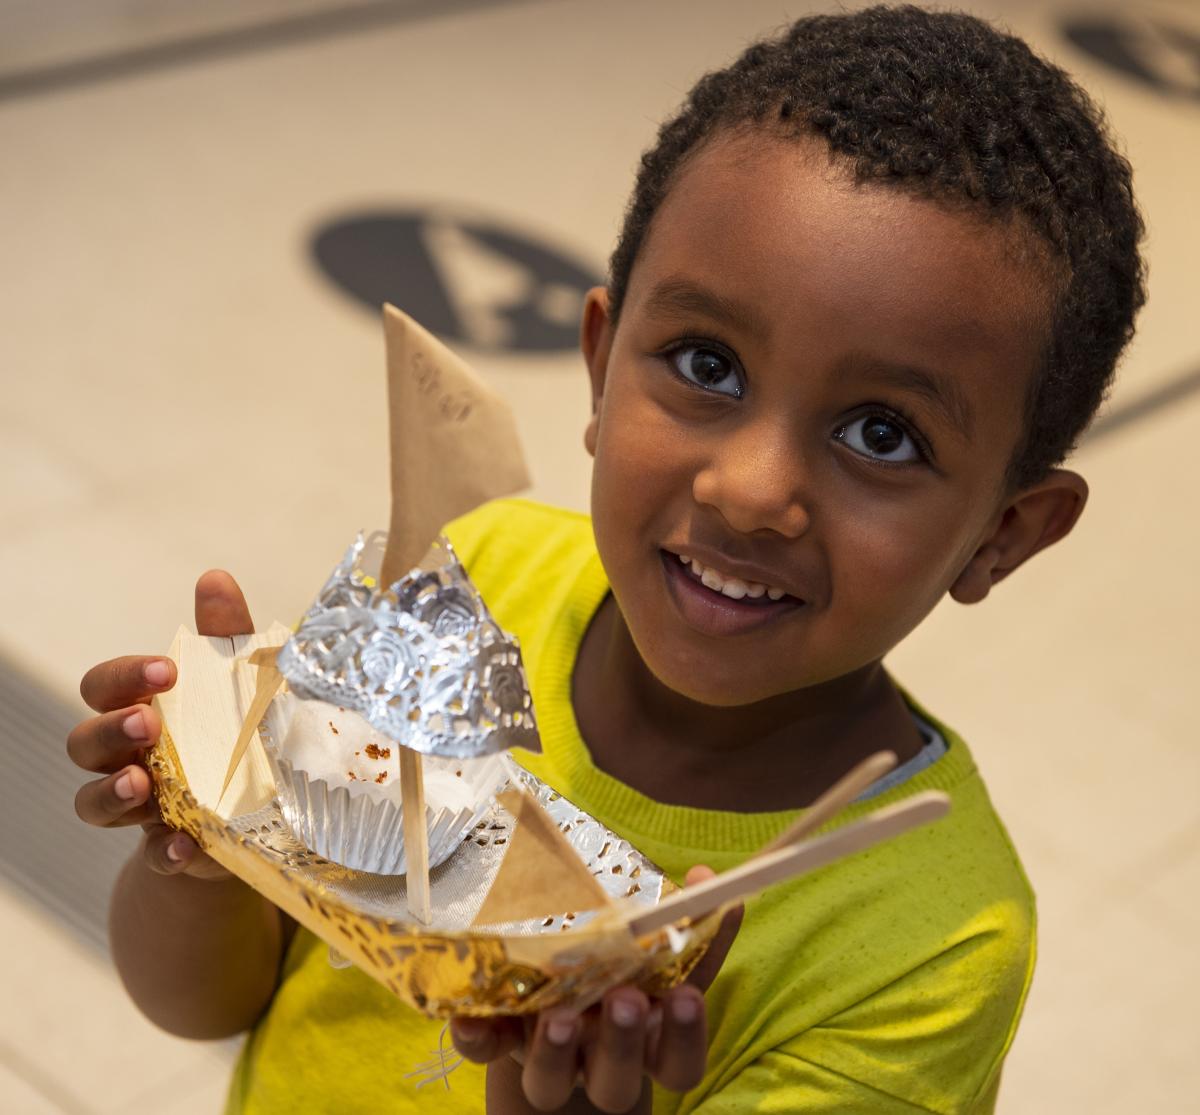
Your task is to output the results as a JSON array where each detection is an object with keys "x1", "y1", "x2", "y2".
[{"x1": 226, "y1": 499, "x2": 1035, "y2": 1114}]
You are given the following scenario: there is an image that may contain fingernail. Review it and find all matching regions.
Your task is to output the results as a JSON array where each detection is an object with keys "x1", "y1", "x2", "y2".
[
  {"x1": 122, "y1": 711, "x2": 148, "y2": 740},
  {"x1": 144, "y1": 660, "x2": 170, "y2": 687},
  {"x1": 165, "y1": 836, "x2": 186, "y2": 864},
  {"x1": 610, "y1": 999, "x2": 640, "y2": 1028},
  {"x1": 671, "y1": 994, "x2": 700, "y2": 1024},
  {"x1": 114, "y1": 771, "x2": 136, "y2": 801},
  {"x1": 452, "y1": 1018, "x2": 485, "y2": 1043},
  {"x1": 546, "y1": 1015, "x2": 577, "y2": 1046}
]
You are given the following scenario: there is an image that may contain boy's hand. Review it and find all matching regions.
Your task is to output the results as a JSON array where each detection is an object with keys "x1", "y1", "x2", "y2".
[
  {"x1": 68, "y1": 571, "x2": 253, "y2": 880},
  {"x1": 451, "y1": 866, "x2": 743, "y2": 1114}
]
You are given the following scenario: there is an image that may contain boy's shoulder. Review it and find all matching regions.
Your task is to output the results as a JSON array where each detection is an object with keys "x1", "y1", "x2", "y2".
[
  {"x1": 443, "y1": 498, "x2": 598, "y2": 613},
  {"x1": 444, "y1": 497, "x2": 590, "y2": 560}
]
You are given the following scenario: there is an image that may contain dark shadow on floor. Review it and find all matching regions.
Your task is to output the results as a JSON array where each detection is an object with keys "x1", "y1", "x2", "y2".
[
  {"x1": 0, "y1": 651, "x2": 138, "y2": 951},
  {"x1": 0, "y1": 0, "x2": 540, "y2": 102}
]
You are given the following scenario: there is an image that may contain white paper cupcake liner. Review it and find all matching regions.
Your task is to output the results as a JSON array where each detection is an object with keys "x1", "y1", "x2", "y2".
[{"x1": 264, "y1": 742, "x2": 507, "y2": 875}]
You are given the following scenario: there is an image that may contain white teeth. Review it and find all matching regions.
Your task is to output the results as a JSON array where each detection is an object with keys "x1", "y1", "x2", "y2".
[{"x1": 679, "y1": 554, "x2": 789, "y2": 602}]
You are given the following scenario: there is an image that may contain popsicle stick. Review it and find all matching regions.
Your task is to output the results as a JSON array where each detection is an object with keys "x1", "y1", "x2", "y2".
[
  {"x1": 623, "y1": 791, "x2": 950, "y2": 938},
  {"x1": 217, "y1": 646, "x2": 284, "y2": 807},
  {"x1": 754, "y1": 750, "x2": 898, "y2": 858},
  {"x1": 400, "y1": 748, "x2": 432, "y2": 924}
]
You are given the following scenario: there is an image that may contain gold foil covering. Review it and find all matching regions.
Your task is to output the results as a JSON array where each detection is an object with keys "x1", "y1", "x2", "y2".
[{"x1": 146, "y1": 730, "x2": 720, "y2": 1018}]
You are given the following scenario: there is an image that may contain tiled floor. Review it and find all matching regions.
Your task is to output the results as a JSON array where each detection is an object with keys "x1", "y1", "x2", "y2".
[
  {"x1": 0, "y1": 882, "x2": 237, "y2": 1115},
  {"x1": 2, "y1": 0, "x2": 1198, "y2": 1111}
]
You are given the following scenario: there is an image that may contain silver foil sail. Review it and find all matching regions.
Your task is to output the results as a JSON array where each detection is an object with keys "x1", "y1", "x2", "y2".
[{"x1": 277, "y1": 532, "x2": 539, "y2": 760}]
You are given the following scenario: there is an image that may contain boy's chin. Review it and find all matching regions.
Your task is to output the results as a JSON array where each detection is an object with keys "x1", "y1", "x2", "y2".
[
  {"x1": 637, "y1": 640, "x2": 886, "y2": 710},
  {"x1": 643, "y1": 657, "x2": 816, "y2": 710}
]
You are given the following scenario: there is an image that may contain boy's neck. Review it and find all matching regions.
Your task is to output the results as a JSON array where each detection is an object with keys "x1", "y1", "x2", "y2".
[{"x1": 572, "y1": 594, "x2": 925, "y2": 812}]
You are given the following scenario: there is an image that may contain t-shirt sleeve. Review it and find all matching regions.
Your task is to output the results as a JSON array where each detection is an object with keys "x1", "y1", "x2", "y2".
[
  {"x1": 688, "y1": 1051, "x2": 1002, "y2": 1114},
  {"x1": 686, "y1": 1051, "x2": 941, "y2": 1112}
]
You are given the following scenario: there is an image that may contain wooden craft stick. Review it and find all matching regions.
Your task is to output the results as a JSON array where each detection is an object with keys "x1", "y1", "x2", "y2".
[
  {"x1": 623, "y1": 791, "x2": 950, "y2": 939},
  {"x1": 400, "y1": 748, "x2": 432, "y2": 924},
  {"x1": 754, "y1": 750, "x2": 898, "y2": 858},
  {"x1": 218, "y1": 646, "x2": 284, "y2": 807}
]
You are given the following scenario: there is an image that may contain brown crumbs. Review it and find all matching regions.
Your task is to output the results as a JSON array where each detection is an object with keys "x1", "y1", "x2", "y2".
[
  {"x1": 375, "y1": 771, "x2": 388, "y2": 784},
  {"x1": 364, "y1": 743, "x2": 391, "y2": 760},
  {"x1": 347, "y1": 771, "x2": 358, "y2": 781},
  {"x1": 328, "y1": 720, "x2": 339, "y2": 735}
]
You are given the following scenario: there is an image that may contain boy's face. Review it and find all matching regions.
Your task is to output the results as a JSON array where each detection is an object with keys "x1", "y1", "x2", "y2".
[{"x1": 582, "y1": 132, "x2": 1078, "y2": 707}]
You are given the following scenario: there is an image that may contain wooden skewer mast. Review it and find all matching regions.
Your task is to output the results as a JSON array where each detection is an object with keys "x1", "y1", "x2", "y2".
[
  {"x1": 379, "y1": 306, "x2": 531, "y2": 925},
  {"x1": 398, "y1": 750, "x2": 432, "y2": 923}
]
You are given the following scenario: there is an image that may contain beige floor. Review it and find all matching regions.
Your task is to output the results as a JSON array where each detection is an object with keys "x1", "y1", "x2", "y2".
[{"x1": 2, "y1": 0, "x2": 1198, "y2": 1111}]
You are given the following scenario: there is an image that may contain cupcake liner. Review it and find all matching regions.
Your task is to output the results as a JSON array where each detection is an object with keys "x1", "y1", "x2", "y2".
[
  {"x1": 263, "y1": 730, "x2": 508, "y2": 875},
  {"x1": 262, "y1": 531, "x2": 538, "y2": 875}
]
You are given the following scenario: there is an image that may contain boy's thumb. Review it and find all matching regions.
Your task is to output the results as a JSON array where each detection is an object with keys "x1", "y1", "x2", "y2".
[
  {"x1": 682, "y1": 865, "x2": 744, "y2": 993},
  {"x1": 194, "y1": 570, "x2": 254, "y2": 637}
]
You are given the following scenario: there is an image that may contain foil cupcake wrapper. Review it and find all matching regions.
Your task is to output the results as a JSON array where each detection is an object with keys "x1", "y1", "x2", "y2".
[
  {"x1": 264, "y1": 742, "x2": 507, "y2": 875},
  {"x1": 277, "y1": 532, "x2": 538, "y2": 760}
]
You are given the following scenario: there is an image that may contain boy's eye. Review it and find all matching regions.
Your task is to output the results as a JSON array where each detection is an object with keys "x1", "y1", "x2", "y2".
[
  {"x1": 835, "y1": 414, "x2": 921, "y2": 463},
  {"x1": 669, "y1": 345, "x2": 744, "y2": 398}
]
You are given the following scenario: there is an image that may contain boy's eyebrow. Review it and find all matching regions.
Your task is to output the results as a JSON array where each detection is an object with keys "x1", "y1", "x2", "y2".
[
  {"x1": 859, "y1": 360, "x2": 975, "y2": 438},
  {"x1": 642, "y1": 278, "x2": 768, "y2": 338}
]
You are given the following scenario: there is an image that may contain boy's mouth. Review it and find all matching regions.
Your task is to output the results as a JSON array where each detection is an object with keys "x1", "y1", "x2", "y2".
[
  {"x1": 675, "y1": 553, "x2": 791, "y2": 603},
  {"x1": 660, "y1": 550, "x2": 803, "y2": 636}
]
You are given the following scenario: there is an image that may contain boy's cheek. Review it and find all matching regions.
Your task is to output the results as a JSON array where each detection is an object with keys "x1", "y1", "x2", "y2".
[{"x1": 592, "y1": 409, "x2": 694, "y2": 514}]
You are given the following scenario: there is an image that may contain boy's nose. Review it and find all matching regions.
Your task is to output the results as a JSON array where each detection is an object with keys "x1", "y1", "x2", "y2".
[{"x1": 691, "y1": 430, "x2": 811, "y2": 539}]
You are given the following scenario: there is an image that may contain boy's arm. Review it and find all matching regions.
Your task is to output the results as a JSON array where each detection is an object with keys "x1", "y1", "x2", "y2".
[
  {"x1": 70, "y1": 572, "x2": 291, "y2": 1040},
  {"x1": 107, "y1": 847, "x2": 292, "y2": 1039}
]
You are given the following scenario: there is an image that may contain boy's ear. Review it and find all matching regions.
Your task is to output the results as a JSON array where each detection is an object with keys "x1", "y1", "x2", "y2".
[
  {"x1": 580, "y1": 286, "x2": 613, "y2": 458},
  {"x1": 950, "y1": 469, "x2": 1089, "y2": 604}
]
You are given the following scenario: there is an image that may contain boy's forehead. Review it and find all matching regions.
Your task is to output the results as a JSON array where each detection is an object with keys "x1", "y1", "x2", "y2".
[{"x1": 626, "y1": 131, "x2": 1053, "y2": 385}]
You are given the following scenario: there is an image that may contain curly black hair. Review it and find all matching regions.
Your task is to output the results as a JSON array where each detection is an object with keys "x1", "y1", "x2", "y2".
[{"x1": 607, "y1": 5, "x2": 1146, "y2": 488}]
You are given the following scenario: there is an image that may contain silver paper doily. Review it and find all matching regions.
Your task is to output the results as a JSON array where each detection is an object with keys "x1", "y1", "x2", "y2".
[{"x1": 277, "y1": 533, "x2": 539, "y2": 760}]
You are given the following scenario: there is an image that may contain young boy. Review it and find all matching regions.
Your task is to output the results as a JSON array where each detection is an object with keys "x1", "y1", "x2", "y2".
[{"x1": 68, "y1": 7, "x2": 1144, "y2": 1113}]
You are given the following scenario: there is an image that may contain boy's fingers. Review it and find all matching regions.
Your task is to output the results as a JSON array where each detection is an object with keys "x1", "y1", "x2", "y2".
[
  {"x1": 138, "y1": 820, "x2": 206, "y2": 873},
  {"x1": 78, "y1": 656, "x2": 175, "y2": 713},
  {"x1": 450, "y1": 1016, "x2": 524, "y2": 1065},
  {"x1": 74, "y1": 765, "x2": 157, "y2": 828},
  {"x1": 520, "y1": 1010, "x2": 582, "y2": 1110},
  {"x1": 142, "y1": 826, "x2": 189, "y2": 874},
  {"x1": 67, "y1": 704, "x2": 161, "y2": 773},
  {"x1": 195, "y1": 570, "x2": 254, "y2": 637},
  {"x1": 76, "y1": 570, "x2": 252, "y2": 712},
  {"x1": 140, "y1": 826, "x2": 231, "y2": 880},
  {"x1": 584, "y1": 990, "x2": 651, "y2": 1113},
  {"x1": 682, "y1": 865, "x2": 744, "y2": 993},
  {"x1": 651, "y1": 986, "x2": 707, "y2": 1093}
]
